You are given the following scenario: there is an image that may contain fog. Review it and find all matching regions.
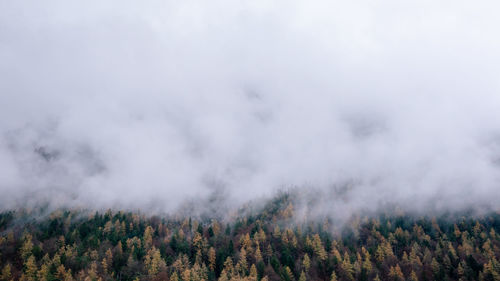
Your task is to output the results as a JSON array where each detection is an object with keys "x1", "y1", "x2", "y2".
[{"x1": 1, "y1": 0, "x2": 500, "y2": 216}]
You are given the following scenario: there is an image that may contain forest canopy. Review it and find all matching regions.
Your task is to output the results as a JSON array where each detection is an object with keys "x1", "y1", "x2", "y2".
[{"x1": 1, "y1": 194, "x2": 500, "y2": 281}]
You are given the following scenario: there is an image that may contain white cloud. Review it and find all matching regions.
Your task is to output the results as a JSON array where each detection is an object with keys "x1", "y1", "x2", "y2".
[{"x1": 1, "y1": 0, "x2": 500, "y2": 215}]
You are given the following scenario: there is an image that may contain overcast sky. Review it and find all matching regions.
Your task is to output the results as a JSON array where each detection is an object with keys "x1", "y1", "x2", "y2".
[{"x1": 1, "y1": 0, "x2": 500, "y2": 215}]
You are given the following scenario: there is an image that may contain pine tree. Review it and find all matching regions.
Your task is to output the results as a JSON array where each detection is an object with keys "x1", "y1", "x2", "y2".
[
  {"x1": 302, "y1": 254, "x2": 310, "y2": 272},
  {"x1": 208, "y1": 247, "x2": 216, "y2": 271},
  {"x1": 223, "y1": 257, "x2": 234, "y2": 279},
  {"x1": 170, "y1": 272, "x2": 180, "y2": 281},
  {"x1": 24, "y1": 255, "x2": 37, "y2": 281},
  {"x1": 431, "y1": 257, "x2": 440, "y2": 277},
  {"x1": 53, "y1": 253, "x2": 62, "y2": 268},
  {"x1": 105, "y1": 248, "x2": 113, "y2": 266},
  {"x1": 56, "y1": 264, "x2": 67, "y2": 281},
  {"x1": 101, "y1": 258, "x2": 108, "y2": 274},
  {"x1": 249, "y1": 264, "x2": 258, "y2": 281},
  {"x1": 241, "y1": 233, "x2": 252, "y2": 250},
  {"x1": 331, "y1": 247, "x2": 342, "y2": 263},
  {"x1": 360, "y1": 247, "x2": 373, "y2": 277},
  {"x1": 145, "y1": 247, "x2": 166, "y2": 276},
  {"x1": 330, "y1": 271, "x2": 338, "y2": 281},
  {"x1": 340, "y1": 252, "x2": 354, "y2": 281},
  {"x1": 182, "y1": 268, "x2": 191, "y2": 281},
  {"x1": 37, "y1": 263, "x2": 50, "y2": 281},
  {"x1": 218, "y1": 271, "x2": 229, "y2": 281},
  {"x1": 255, "y1": 245, "x2": 263, "y2": 262},
  {"x1": 238, "y1": 247, "x2": 248, "y2": 274},
  {"x1": 457, "y1": 261, "x2": 466, "y2": 279},
  {"x1": 266, "y1": 245, "x2": 273, "y2": 264},
  {"x1": 312, "y1": 234, "x2": 327, "y2": 261},
  {"x1": 388, "y1": 264, "x2": 404, "y2": 281},
  {"x1": 1, "y1": 264, "x2": 11, "y2": 281},
  {"x1": 375, "y1": 245, "x2": 385, "y2": 264},
  {"x1": 409, "y1": 271, "x2": 418, "y2": 281},
  {"x1": 298, "y1": 271, "x2": 306, "y2": 281},
  {"x1": 273, "y1": 226, "x2": 281, "y2": 238},
  {"x1": 283, "y1": 266, "x2": 294, "y2": 281},
  {"x1": 192, "y1": 232, "x2": 203, "y2": 251},
  {"x1": 20, "y1": 234, "x2": 34, "y2": 261}
]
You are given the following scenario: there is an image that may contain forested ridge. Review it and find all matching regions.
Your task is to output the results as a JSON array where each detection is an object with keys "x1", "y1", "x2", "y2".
[{"x1": 1, "y1": 195, "x2": 500, "y2": 281}]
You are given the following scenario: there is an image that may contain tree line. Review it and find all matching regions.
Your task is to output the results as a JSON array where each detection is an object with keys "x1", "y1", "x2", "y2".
[{"x1": 1, "y1": 196, "x2": 500, "y2": 281}]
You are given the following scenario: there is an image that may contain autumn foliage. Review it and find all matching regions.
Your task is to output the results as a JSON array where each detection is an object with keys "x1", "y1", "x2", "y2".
[{"x1": 1, "y1": 196, "x2": 500, "y2": 281}]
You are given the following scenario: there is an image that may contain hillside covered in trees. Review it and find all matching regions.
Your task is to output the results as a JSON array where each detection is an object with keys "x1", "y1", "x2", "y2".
[{"x1": 1, "y1": 195, "x2": 500, "y2": 281}]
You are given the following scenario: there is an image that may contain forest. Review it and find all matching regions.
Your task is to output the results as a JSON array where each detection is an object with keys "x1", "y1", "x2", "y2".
[{"x1": 1, "y1": 194, "x2": 500, "y2": 281}]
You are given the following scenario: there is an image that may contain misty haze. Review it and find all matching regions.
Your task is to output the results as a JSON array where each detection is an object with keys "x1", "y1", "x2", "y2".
[{"x1": 1, "y1": 1, "x2": 500, "y2": 281}]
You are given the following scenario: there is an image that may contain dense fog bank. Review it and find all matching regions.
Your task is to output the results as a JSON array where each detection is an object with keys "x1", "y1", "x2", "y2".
[{"x1": 1, "y1": 0, "x2": 500, "y2": 217}]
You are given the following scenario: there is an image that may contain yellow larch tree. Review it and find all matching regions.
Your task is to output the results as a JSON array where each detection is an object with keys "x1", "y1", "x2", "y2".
[
  {"x1": 24, "y1": 255, "x2": 37, "y2": 281},
  {"x1": 302, "y1": 254, "x2": 310, "y2": 272},
  {"x1": 208, "y1": 247, "x2": 216, "y2": 271},
  {"x1": 1, "y1": 264, "x2": 11, "y2": 281},
  {"x1": 20, "y1": 234, "x2": 34, "y2": 261}
]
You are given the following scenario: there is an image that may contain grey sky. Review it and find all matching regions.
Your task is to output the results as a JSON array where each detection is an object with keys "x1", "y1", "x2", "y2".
[{"x1": 1, "y1": 0, "x2": 500, "y2": 215}]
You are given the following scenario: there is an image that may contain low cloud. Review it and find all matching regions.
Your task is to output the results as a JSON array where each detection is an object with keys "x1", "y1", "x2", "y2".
[{"x1": 1, "y1": 0, "x2": 500, "y2": 217}]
